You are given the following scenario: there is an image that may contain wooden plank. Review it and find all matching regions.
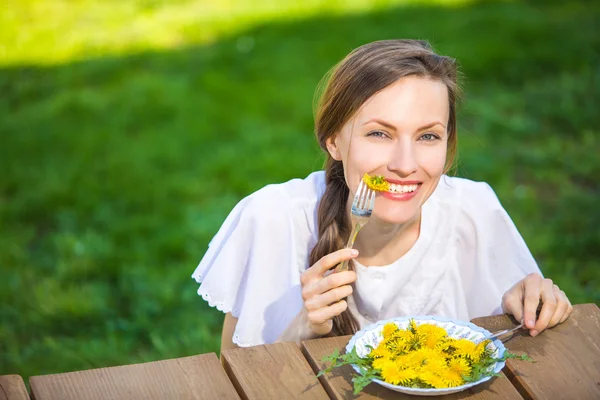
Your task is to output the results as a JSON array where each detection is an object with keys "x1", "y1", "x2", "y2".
[
  {"x1": 29, "y1": 353, "x2": 239, "y2": 400},
  {"x1": 301, "y1": 335, "x2": 522, "y2": 399},
  {"x1": 0, "y1": 375, "x2": 30, "y2": 400},
  {"x1": 221, "y1": 341, "x2": 329, "y2": 400},
  {"x1": 471, "y1": 303, "x2": 600, "y2": 400}
]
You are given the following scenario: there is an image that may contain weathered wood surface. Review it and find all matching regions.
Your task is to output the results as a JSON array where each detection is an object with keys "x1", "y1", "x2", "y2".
[
  {"x1": 471, "y1": 303, "x2": 600, "y2": 400},
  {"x1": 0, "y1": 375, "x2": 29, "y2": 400},
  {"x1": 29, "y1": 353, "x2": 239, "y2": 400},
  {"x1": 221, "y1": 341, "x2": 329, "y2": 399}
]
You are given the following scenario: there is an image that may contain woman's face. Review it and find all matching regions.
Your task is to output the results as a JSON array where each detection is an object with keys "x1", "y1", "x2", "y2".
[{"x1": 326, "y1": 75, "x2": 450, "y2": 225}]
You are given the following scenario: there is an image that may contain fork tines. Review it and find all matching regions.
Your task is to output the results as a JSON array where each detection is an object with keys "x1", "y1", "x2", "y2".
[{"x1": 353, "y1": 180, "x2": 375, "y2": 214}]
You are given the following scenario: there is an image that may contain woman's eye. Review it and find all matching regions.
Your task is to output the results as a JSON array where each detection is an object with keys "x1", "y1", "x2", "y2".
[
  {"x1": 419, "y1": 133, "x2": 441, "y2": 141},
  {"x1": 367, "y1": 130, "x2": 388, "y2": 139}
]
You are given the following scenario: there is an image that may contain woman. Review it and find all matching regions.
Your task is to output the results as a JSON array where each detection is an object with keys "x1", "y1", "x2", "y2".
[{"x1": 192, "y1": 40, "x2": 573, "y2": 350}]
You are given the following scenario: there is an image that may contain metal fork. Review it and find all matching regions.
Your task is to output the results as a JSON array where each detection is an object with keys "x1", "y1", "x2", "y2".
[
  {"x1": 485, "y1": 322, "x2": 525, "y2": 341},
  {"x1": 336, "y1": 180, "x2": 376, "y2": 272}
]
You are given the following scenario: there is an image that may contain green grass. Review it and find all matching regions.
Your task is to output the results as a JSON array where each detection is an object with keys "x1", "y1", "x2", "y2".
[{"x1": 1, "y1": 0, "x2": 599, "y2": 381}]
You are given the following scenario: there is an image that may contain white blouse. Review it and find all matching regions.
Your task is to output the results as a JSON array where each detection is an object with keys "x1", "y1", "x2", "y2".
[{"x1": 191, "y1": 171, "x2": 542, "y2": 347}]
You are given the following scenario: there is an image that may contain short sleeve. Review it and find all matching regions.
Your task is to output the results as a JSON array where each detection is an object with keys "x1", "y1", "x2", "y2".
[
  {"x1": 191, "y1": 185, "x2": 306, "y2": 347},
  {"x1": 455, "y1": 180, "x2": 543, "y2": 319}
]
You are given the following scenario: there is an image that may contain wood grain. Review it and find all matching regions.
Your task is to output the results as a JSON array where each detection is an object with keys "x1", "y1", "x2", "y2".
[
  {"x1": 29, "y1": 353, "x2": 239, "y2": 400},
  {"x1": 0, "y1": 375, "x2": 29, "y2": 400},
  {"x1": 471, "y1": 303, "x2": 600, "y2": 400},
  {"x1": 301, "y1": 335, "x2": 523, "y2": 399},
  {"x1": 221, "y1": 341, "x2": 329, "y2": 400}
]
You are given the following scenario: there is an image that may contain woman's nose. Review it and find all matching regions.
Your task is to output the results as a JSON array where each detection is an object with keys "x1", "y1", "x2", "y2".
[{"x1": 387, "y1": 140, "x2": 418, "y2": 177}]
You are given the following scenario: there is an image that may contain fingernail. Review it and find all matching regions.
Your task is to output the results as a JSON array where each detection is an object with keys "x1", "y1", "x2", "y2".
[
  {"x1": 350, "y1": 249, "x2": 359, "y2": 256},
  {"x1": 528, "y1": 319, "x2": 535, "y2": 328},
  {"x1": 530, "y1": 330, "x2": 538, "y2": 337}
]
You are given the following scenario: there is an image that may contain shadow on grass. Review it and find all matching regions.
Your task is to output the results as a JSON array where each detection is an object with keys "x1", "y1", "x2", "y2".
[{"x1": 0, "y1": 0, "x2": 598, "y2": 381}]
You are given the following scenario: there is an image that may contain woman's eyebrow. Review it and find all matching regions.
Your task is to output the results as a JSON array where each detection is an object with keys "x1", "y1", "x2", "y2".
[
  {"x1": 362, "y1": 118, "x2": 446, "y2": 131},
  {"x1": 418, "y1": 121, "x2": 447, "y2": 131}
]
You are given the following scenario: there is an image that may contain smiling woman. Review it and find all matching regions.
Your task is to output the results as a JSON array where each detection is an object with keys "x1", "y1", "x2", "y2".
[{"x1": 191, "y1": 39, "x2": 573, "y2": 351}]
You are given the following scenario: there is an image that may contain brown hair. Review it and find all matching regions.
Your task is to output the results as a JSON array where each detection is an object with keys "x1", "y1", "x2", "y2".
[{"x1": 310, "y1": 39, "x2": 460, "y2": 336}]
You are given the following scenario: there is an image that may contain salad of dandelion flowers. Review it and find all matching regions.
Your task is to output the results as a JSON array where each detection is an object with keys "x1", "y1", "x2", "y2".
[{"x1": 319, "y1": 317, "x2": 533, "y2": 395}]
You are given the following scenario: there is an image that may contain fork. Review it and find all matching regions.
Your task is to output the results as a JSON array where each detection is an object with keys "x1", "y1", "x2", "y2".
[
  {"x1": 485, "y1": 322, "x2": 525, "y2": 341},
  {"x1": 336, "y1": 179, "x2": 376, "y2": 272}
]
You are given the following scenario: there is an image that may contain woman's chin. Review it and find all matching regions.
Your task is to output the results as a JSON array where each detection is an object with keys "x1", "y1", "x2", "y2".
[{"x1": 372, "y1": 210, "x2": 420, "y2": 226}]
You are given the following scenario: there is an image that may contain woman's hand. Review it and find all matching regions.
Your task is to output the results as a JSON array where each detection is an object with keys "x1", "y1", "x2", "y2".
[
  {"x1": 300, "y1": 248, "x2": 358, "y2": 336},
  {"x1": 501, "y1": 273, "x2": 573, "y2": 337}
]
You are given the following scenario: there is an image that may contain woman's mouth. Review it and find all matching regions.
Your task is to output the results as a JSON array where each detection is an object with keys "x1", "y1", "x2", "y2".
[
  {"x1": 362, "y1": 174, "x2": 422, "y2": 201},
  {"x1": 382, "y1": 181, "x2": 422, "y2": 201},
  {"x1": 387, "y1": 183, "x2": 419, "y2": 194}
]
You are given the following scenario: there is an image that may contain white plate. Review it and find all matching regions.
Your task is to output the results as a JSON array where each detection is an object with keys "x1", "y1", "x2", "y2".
[{"x1": 346, "y1": 315, "x2": 506, "y2": 396}]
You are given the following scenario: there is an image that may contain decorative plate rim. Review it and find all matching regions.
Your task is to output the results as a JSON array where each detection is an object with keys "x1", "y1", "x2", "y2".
[{"x1": 345, "y1": 315, "x2": 507, "y2": 394}]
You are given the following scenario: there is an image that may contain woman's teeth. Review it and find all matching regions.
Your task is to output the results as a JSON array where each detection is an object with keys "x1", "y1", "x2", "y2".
[{"x1": 388, "y1": 183, "x2": 419, "y2": 193}]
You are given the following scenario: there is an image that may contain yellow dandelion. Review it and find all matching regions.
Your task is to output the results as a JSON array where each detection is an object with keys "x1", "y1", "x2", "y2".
[
  {"x1": 384, "y1": 337, "x2": 410, "y2": 356},
  {"x1": 396, "y1": 327, "x2": 416, "y2": 344},
  {"x1": 408, "y1": 319, "x2": 419, "y2": 333},
  {"x1": 452, "y1": 338, "x2": 478, "y2": 359},
  {"x1": 404, "y1": 347, "x2": 438, "y2": 369},
  {"x1": 382, "y1": 322, "x2": 399, "y2": 338},
  {"x1": 381, "y1": 363, "x2": 417, "y2": 386},
  {"x1": 439, "y1": 368, "x2": 465, "y2": 387},
  {"x1": 420, "y1": 356, "x2": 447, "y2": 376},
  {"x1": 416, "y1": 323, "x2": 448, "y2": 340},
  {"x1": 435, "y1": 338, "x2": 454, "y2": 352},
  {"x1": 372, "y1": 357, "x2": 393, "y2": 372},
  {"x1": 472, "y1": 340, "x2": 491, "y2": 363},
  {"x1": 362, "y1": 173, "x2": 390, "y2": 192},
  {"x1": 421, "y1": 329, "x2": 448, "y2": 349},
  {"x1": 448, "y1": 357, "x2": 472, "y2": 377},
  {"x1": 370, "y1": 344, "x2": 393, "y2": 359},
  {"x1": 419, "y1": 371, "x2": 448, "y2": 389}
]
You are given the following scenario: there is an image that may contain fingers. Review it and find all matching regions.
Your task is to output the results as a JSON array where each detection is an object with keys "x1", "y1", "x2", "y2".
[
  {"x1": 545, "y1": 284, "x2": 568, "y2": 328},
  {"x1": 560, "y1": 299, "x2": 574, "y2": 323},
  {"x1": 302, "y1": 270, "x2": 356, "y2": 301},
  {"x1": 531, "y1": 278, "x2": 557, "y2": 336},
  {"x1": 305, "y1": 285, "x2": 353, "y2": 311},
  {"x1": 306, "y1": 300, "x2": 348, "y2": 328},
  {"x1": 504, "y1": 273, "x2": 574, "y2": 338},
  {"x1": 501, "y1": 283, "x2": 524, "y2": 323},
  {"x1": 523, "y1": 273, "x2": 542, "y2": 330},
  {"x1": 301, "y1": 249, "x2": 358, "y2": 284}
]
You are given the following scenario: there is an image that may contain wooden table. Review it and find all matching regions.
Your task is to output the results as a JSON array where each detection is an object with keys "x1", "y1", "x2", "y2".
[{"x1": 3, "y1": 303, "x2": 599, "y2": 400}]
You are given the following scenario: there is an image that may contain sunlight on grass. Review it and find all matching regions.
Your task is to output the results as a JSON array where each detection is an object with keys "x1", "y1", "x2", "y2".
[{"x1": 2, "y1": 0, "x2": 480, "y2": 66}]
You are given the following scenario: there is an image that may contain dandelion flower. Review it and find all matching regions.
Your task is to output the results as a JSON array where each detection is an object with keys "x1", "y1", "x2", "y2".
[
  {"x1": 382, "y1": 322, "x2": 399, "y2": 338},
  {"x1": 452, "y1": 338, "x2": 478, "y2": 359},
  {"x1": 363, "y1": 173, "x2": 390, "y2": 192},
  {"x1": 419, "y1": 371, "x2": 447, "y2": 389},
  {"x1": 372, "y1": 357, "x2": 393, "y2": 372},
  {"x1": 439, "y1": 368, "x2": 465, "y2": 387},
  {"x1": 421, "y1": 356, "x2": 447, "y2": 376},
  {"x1": 370, "y1": 345, "x2": 393, "y2": 359},
  {"x1": 381, "y1": 363, "x2": 417, "y2": 386},
  {"x1": 448, "y1": 357, "x2": 471, "y2": 377}
]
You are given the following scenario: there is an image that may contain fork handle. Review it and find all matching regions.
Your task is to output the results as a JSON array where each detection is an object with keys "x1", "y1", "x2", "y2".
[{"x1": 336, "y1": 220, "x2": 367, "y2": 272}]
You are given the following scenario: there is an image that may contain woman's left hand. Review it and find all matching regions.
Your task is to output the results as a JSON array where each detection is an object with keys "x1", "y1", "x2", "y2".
[{"x1": 501, "y1": 273, "x2": 573, "y2": 337}]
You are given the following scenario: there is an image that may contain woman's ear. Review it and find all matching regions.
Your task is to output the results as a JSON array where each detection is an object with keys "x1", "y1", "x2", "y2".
[{"x1": 325, "y1": 135, "x2": 343, "y2": 161}]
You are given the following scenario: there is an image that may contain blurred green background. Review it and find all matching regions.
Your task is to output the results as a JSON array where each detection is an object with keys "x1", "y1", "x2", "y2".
[{"x1": 1, "y1": 0, "x2": 599, "y2": 381}]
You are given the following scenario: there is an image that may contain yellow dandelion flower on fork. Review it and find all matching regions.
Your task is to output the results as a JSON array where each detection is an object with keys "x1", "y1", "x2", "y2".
[{"x1": 362, "y1": 173, "x2": 390, "y2": 192}]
